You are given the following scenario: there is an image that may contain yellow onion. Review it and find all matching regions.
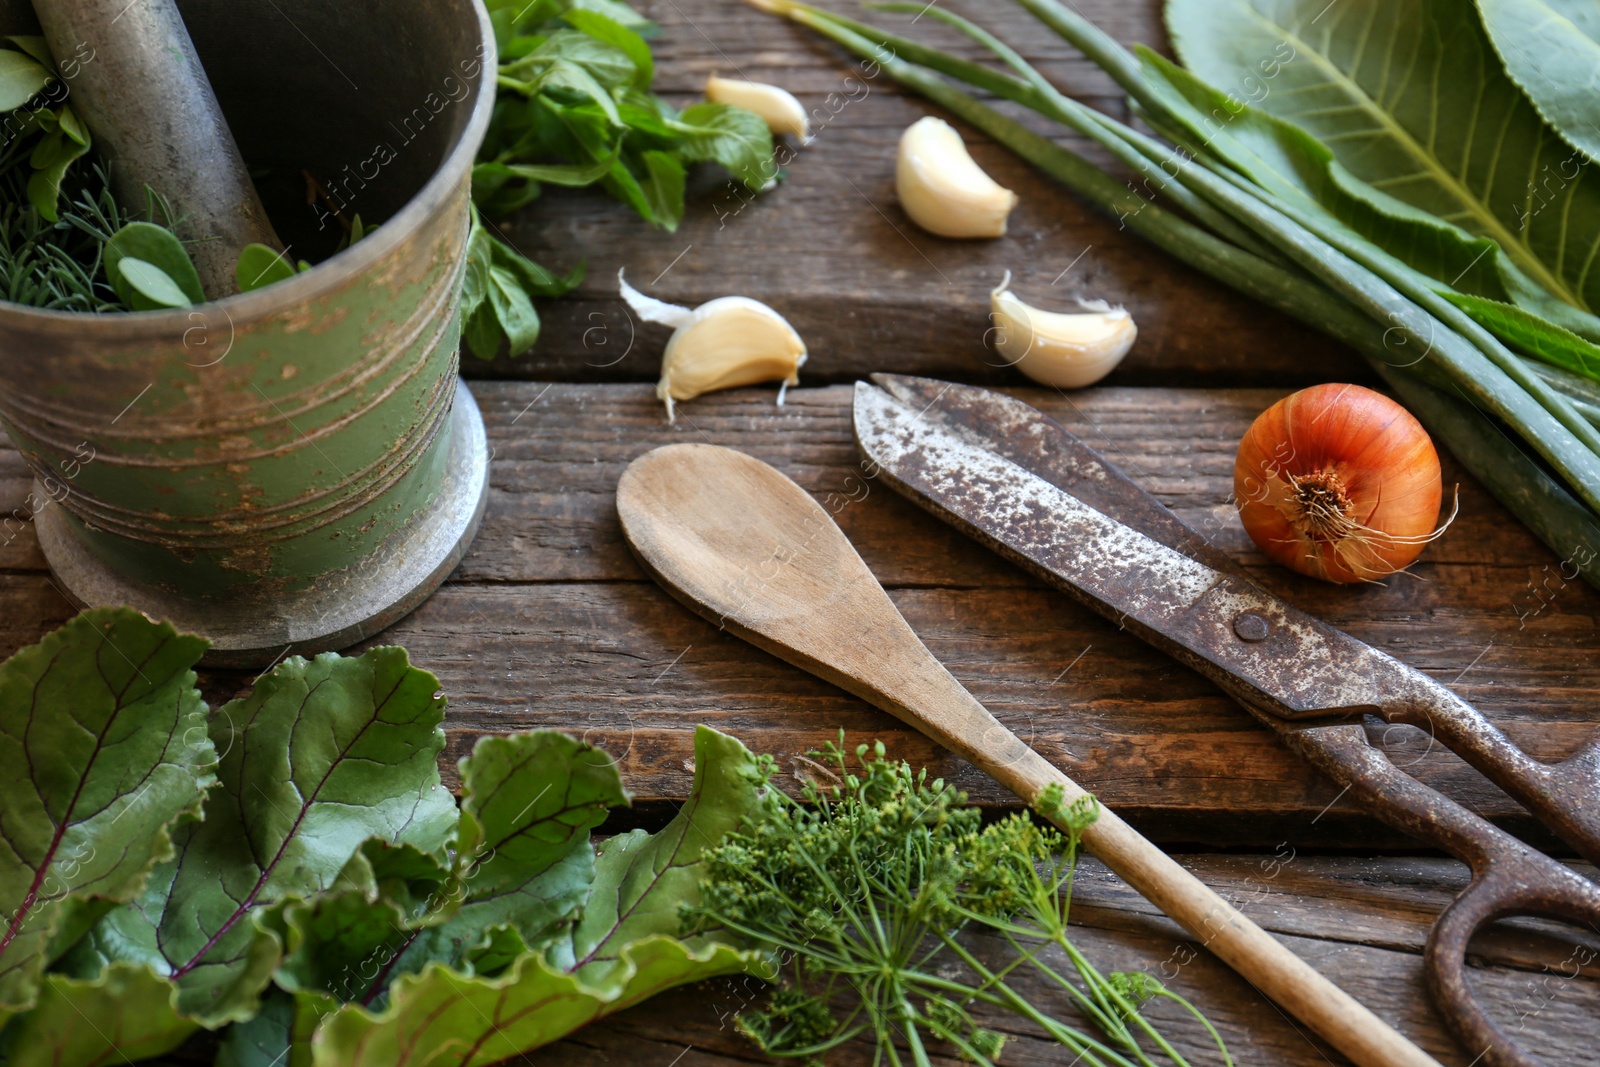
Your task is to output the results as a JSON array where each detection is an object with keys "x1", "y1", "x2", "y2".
[{"x1": 1234, "y1": 384, "x2": 1452, "y2": 583}]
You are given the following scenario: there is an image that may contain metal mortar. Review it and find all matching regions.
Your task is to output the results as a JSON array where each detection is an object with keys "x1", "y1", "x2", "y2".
[{"x1": 0, "y1": 0, "x2": 496, "y2": 665}]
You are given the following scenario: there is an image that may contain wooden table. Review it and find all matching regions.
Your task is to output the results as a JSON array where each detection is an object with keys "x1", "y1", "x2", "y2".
[{"x1": 12, "y1": 1, "x2": 1600, "y2": 1063}]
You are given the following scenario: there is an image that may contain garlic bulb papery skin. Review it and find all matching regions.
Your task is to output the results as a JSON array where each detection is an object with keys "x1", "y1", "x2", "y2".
[
  {"x1": 619, "y1": 270, "x2": 807, "y2": 422},
  {"x1": 989, "y1": 272, "x2": 1136, "y2": 388},
  {"x1": 896, "y1": 116, "x2": 1018, "y2": 239},
  {"x1": 706, "y1": 75, "x2": 810, "y2": 141}
]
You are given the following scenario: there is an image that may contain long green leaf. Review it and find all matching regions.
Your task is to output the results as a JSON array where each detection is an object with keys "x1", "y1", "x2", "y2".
[
  {"x1": 1443, "y1": 290, "x2": 1600, "y2": 381},
  {"x1": 1167, "y1": 0, "x2": 1600, "y2": 314},
  {"x1": 0, "y1": 610, "x2": 214, "y2": 1019},
  {"x1": 1477, "y1": 0, "x2": 1600, "y2": 163}
]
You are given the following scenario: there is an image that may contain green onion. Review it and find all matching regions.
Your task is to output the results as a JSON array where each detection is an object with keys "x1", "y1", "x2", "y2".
[{"x1": 752, "y1": 0, "x2": 1600, "y2": 587}]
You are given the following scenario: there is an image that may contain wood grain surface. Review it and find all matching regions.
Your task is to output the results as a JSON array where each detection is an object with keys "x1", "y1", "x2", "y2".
[
  {"x1": 463, "y1": 0, "x2": 1365, "y2": 387},
  {"x1": 2, "y1": 382, "x2": 1595, "y2": 850},
  {"x1": 7, "y1": 0, "x2": 1599, "y2": 1062},
  {"x1": 534, "y1": 854, "x2": 1600, "y2": 1067}
]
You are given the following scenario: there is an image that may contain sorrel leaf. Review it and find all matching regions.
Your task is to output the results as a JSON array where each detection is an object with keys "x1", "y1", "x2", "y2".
[
  {"x1": 1167, "y1": 0, "x2": 1600, "y2": 314},
  {"x1": 1477, "y1": 0, "x2": 1600, "y2": 163}
]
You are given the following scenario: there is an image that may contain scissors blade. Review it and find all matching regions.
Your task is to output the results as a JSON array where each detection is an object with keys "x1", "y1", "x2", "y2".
[
  {"x1": 869, "y1": 374, "x2": 1248, "y2": 579},
  {"x1": 853, "y1": 377, "x2": 1387, "y2": 723}
]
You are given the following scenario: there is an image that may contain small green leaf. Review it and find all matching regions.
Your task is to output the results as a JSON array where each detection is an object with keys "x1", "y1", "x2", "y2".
[
  {"x1": 460, "y1": 219, "x2": 494, "y2": 320},
  {"x1": 637, "y1": 150, "x2": 685, "y2": 232},
  {"x1": 55, "y1": 103, "x2": 87, "y2": 146},
  {"x1": 116, "y1": 258, "x2": 195, "y2": 308},
  {"x1": 24, "y1": 148, "x2": 79, "y2": 222},
  {"x1": 536, "y1": 58, "x2": 623, "y2": 127},
  {"x1": 562, "y1": 8, "x2": 653, "y2": 88},
  {"x1": 602, "y1": 156, "x2": 670, "y2": 230},
  {"x1": 236, "y1": 243, "x2": 298, "y2": 292},
  {"x1": 672, "y1": 102, "x2": 774, "y2": 189},
  {"x1": 471, "y1": 161, "x2": 545, "y2": 215},
  {"x1": 0, "y1": 48, "x2": 51, "y2": 111},
  {"x1": 3, "y1": 36, "x2": 53, "y2": 68},
  {"x1": 501, "y1": 153, "x2": 618, "y2": 186},
  {"x1": 489, "y1": 236, "x2": 584, "y2": 297},
  {"x1": 28, "y1": 127, "x2": 66, "y2": 170},
  {"x1": 463, "y1": 303, "x2": 506, "y2": 360},
  {"x1": 529, "y1": 29, "x2": 636, "y2": 89},
  {"x1": 570, "y1": 0, "x2": 656, "y2": 34},
  {"x1": 105, "y1": 222, "x2": 203, "y2": 308},
  {"x1": 488, "y1": 264, "x2": 543, "y2": 355},
  {"x1": 1443, "y1": 290, "x2": 1600, "y2": 382}
]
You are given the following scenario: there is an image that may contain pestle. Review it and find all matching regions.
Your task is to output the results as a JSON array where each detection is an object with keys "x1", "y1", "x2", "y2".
[{"x1": 30, "y1": 0, "x2": 284, "y2": 299}]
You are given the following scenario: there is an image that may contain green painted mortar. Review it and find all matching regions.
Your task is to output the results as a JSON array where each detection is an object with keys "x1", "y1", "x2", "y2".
[{"x1": 0, "y1": 0, "x2": 495, "y2": 645}]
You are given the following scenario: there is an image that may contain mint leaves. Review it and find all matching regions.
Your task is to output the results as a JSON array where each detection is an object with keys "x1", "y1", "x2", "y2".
[
  {"x1": 462, "y1": 0, "x2": 778, "y2": 359},
  {"x1": 0, "y1": 611, "x2": 769, "y2": 1065}
]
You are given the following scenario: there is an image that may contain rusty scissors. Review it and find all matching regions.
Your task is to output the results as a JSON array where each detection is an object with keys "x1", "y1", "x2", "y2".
[{"x1": 853, "y1": 374, "x2": 1600, "y2": 1067}]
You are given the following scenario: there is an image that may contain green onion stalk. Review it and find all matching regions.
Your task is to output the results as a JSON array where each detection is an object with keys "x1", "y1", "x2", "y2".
[{"x1": 748, "y1": 0, "x2": 1600, "y2": 588}]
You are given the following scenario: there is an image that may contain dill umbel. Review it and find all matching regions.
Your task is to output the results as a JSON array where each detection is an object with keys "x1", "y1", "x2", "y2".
[{"x1": 689, "y1": 736, "x2": 1233, "y2": 1067}]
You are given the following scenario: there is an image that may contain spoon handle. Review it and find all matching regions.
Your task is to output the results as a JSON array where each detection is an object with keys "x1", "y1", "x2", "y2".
[
  {"x1": 977, "y1": 740, "x2": 1441, "y2": 1067},
  {"x1": 837, "y1": 653, "x2": 1440, "y2": 1067}
]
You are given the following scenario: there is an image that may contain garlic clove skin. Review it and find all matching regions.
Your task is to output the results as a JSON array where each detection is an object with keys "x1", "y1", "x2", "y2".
[
  {"x1": 896, "y1": 116, "x2": 1018, "y2": 239},
  {"x1": 989, "y1": 273, "x2": 1136, "y2": 388},
  {"x1": 658, "y1": 297, "x2": 807, "y2": 420},
  {"x1": 706, "y1": 74, "x2": 810, "y2": 141},
  {"x1": 619, "y1": 271, "x2": 806, "y2": 422}
]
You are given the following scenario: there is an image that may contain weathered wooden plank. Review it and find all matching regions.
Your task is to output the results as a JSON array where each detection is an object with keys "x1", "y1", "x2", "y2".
[
  {"x1": 529, "y1": 854, "x2": 1600, "y2": 1067},
  {"x1": 1, "y1": 382, "x2": 1594, "y2": 846},
  {"x1": 466, "y1": 0, "x2": 1366, "y2": 386}
]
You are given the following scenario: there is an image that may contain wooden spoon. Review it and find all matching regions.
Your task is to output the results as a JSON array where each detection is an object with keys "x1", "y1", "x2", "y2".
[{"x1": 617, "y1": 442, "x2": 1441, "y2": 1067}]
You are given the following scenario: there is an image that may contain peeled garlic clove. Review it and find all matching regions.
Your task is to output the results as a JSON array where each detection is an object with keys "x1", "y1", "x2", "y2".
[
  {"x1": 896, "y1": 116, "x2": 1018, "y2": 239},
  {"x1": 706, "y1": 74, "x2": 810, "y2": 141},
  {"x1": 619, "y1": 270, "x2": 807, "y2": 422},
  {"x1": 989, "y1": 271, "x2": 1136, "y2": 388}
]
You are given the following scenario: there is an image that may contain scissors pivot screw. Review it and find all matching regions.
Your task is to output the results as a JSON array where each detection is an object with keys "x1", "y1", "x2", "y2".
[{"x1": 1233, "y1": 612, "x2": 1272, "y2": 642}]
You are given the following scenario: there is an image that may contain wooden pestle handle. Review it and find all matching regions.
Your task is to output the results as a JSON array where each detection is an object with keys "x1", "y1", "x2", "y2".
[{"x1": 31, "y1": 0, "x2": 283, "y2": 298}]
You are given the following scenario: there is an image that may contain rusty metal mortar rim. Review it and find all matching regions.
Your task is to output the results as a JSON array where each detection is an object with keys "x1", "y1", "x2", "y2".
[{"x1": 0, "y1": 1, "x2": 498, "y2": 332}]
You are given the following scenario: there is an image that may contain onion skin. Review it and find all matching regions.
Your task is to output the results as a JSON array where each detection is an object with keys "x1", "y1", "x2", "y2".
[{"x1": 1234, "y1": 384, "x2": 1444, "y2": 583}]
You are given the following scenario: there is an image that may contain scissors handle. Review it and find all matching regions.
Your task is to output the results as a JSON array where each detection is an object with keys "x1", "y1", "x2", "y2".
[
  {"x1": 1427, "y1": 851, "x2": 1600, "y2": 1067},
  {"x1": 1378, "y1": 668, "x2": 1600, "y2": 867},
  {"x1": 1285, "y1": 723, "x2": 1600, "y2": 1067}
]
